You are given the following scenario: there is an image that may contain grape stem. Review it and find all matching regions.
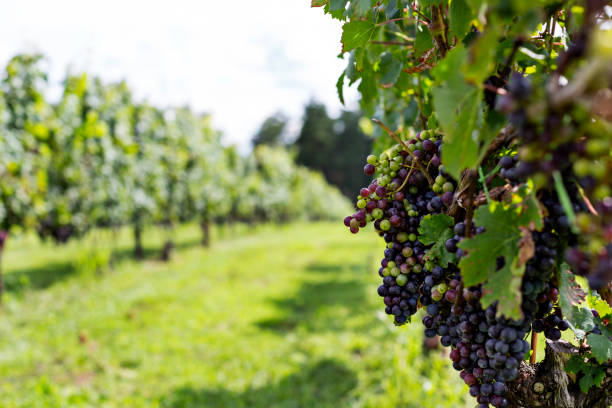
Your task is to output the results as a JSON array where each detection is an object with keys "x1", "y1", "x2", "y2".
[
  {"x1": 395, "y1": 165, "x2": 416, "y2": 192},
  {"x1": 371, "y1": 118, "x2": 434, "y2": 186},
  {"x1": 530, "y1": 332, "x2": 538, "y2": 365}
]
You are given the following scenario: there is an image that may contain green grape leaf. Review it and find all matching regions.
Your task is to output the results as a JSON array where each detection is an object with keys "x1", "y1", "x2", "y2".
[
  {"x1": 379, "y1": 53, "x2": 403, "y2": 88},
  {"x1": 414, "y1": 28, "x2": 434, "y2": 54},
  {"x1": 352, "y1": 0, "x2": 373, "y2": 16},
  {"x1": 587, "y1": 333, "x2": 612, "y2": 364},
  {"x1": 312, "y1": 0, "x2": 328, "y2": 7},
  {"x1": 568, "y1": 306, "x2": 595, "y2": 340},
  {"x1": 329, "y1": 0, "x2": 348, "y2": 11},
  {"x1": 385, "y1": 0, "x2": 400, "y2": 18},
  {"x1": 565, "y1": 355, "x2": 607, "y2": 393},
  {"x1": 458, "y1": 186, "x2": 543, "y2": 319},
  {"x1": 558, "y1": 263, "x2": 587, "y2": 334},
  {"x1": 431, "y1": 44, "x2": 468, "y2": 82},
  {"x1": 564, "y1": 355, "x2": 585, "y2": 373},
  {"x1": 346, "y1": 50, "x2": 359, "y2": 84},
  {"x1": 587, "y1": 292, "x2": 612, "y2": 319},
  {"x1": 341, "y1": 21, "x2": 376, "y2": 53},
  {"x1": 464, "y1": 28, "x2": 499, "y2": 83},
  {"x1": 336, "y1": 71, "x2": 346, "y2": 105},
  {"x1": 420, "y1": 0, "x2": 445, "y2": 5},
  {"x1": 358, "y1": 66, "x2": 378, "y2": 110},
  {"x1": 418, "y1": 214, "x2": 455, "y2": 267},
  {"x1": 436, "y1": 86, "x2": 480, "y2": 179},
  {"x1": 579, "y1": 367, "x2": 607, "y2": 394},
  {"x1": 431, "y1": 46, "x2": 482, "y2": 179},
  {"x1": 480, "y1": 257, "x2": 524, "y2": 319},
  {"x1": 450, "y1": 0, "x2": 473, "y2": 39}
]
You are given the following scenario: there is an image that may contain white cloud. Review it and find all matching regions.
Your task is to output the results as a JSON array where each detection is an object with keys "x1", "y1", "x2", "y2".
[{"x1": 0, "y1": 0, "x2": 359, "y2": 151}]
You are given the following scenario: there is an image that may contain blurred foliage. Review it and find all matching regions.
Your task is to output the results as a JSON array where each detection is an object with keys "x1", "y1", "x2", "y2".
[
  {"x1": 252, "y1": 111, "x2": 288, "y2": 148},
  {"x1": 0, "y1": 54, "x2": 351, "y2": 251}
]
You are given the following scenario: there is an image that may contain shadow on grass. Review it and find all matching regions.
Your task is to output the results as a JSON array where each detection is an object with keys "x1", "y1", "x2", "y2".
[
  {"x1": 304, "y1": 262, "x2": 363, "y2": 274},
  {"x1": 160, "y1": 359, "x2": 357, "y2": 408},
  {"x1": 4, "y1": 236, "x2": 203, "y2": 294},
  {"x1": 5, "y1": 261, "x2": 78, "y2": 292},
  {"x1": 255, "y1": 262, "x2": 369, "y2": 333}
]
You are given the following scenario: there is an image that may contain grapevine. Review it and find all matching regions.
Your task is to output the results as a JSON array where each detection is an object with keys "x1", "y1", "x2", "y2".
[{"x1": 319, "y1": 0, "x2": 612, "y2": 407}]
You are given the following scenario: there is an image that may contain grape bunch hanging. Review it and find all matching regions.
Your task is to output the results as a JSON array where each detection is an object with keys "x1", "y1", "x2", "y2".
[{"x1": 343, "y1": 127, "x2": 604, "y2": 408}]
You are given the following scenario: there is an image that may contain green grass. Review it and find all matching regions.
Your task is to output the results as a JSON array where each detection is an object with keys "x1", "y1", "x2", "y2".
[{"x1": 0, "y1": 222, "x2": 470, "y2": 408}]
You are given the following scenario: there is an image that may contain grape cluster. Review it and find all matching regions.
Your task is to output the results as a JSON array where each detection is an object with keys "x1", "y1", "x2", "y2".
[
  {"x1": 344, "y1": 130, "x2": 454, "y2": 325},
  {"x1": 345, "y1": 124, "x2": 600, "y2": 407}
]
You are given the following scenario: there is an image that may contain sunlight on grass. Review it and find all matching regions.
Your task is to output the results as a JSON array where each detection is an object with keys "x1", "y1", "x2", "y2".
[{"x1": 0, "y1": 223, "x2": 469, "y2": 407}]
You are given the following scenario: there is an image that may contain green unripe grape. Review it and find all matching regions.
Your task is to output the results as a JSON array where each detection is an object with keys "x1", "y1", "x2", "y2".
[
  {"x1": 532, "y1": 173, "x2": 548, "y2": 190},
  {"x1": 433, "y1": 184, "x2": 442, "y2": 193},
  {"x1": 416, "y1": 142, "x2": 423, "y2": 150},
  {"x1": 378, "y1": 177, "x2": 388, "y2": 187},
  {"x1": 412, "y1": 264, "x2": 423, "y2": 273},
  {"x1": 590, "y1": 161, "x2": 606, "y2": 179},
  {"x1": 586, "y1": 139, "x2": 609, "y2": 156},
  {"x1": 381, "y1": 159, "x2": 389, "y2": 168},
  {"x1": 408, "y1": 233, "x2": 417, "y2": 242},
  {"x1": 442, "y1": 182, "x2": 454, "y2": 193},
  {"x1": 573, "y1": 159, "x2": 591, "y2": 177},
  {"x1": 402, "y1": 247, "x2": 413, "y2": 257},
  {"x1": 409, "y1": 210, "x2": 418, "y2": 217},
  {"x1": 387, "y1": 261, "x2": 396, "y2": 269},
  {"x1": 367, "y1": 154, "x2": 378, "y2": 165},
  {"x1": 397, "y1": 232, "x2": 409, "y2": 243},
  {"x1": 594, "y1": 185, "x2": 611, "y2": 200},
  {"x1": 390, "y1": 171, "x2": 397, "y2": 177},
  {"x1": 390, "y1": 267, "x2": 400, "y2": 277},
  {"x1": 409, "y1": 186, "x2": 418, "y2": 194},
  {"x1": 396, "y1": 274, "x2": 408, "y2": 286},
  {"x1": 435, "y1": 175, "x2": 446, "y2": 184},
  {"x1": 408, "y1": 144, "x2": 416, "y2": 151},
  {"x1": 424, "y1": 261, "x2": 434, "y2": 271},
  {"x1": 379, "y1": 153, "x2": 387, "y2": 161},
  {"x1": 431, "y1": 289, "x2": 443, "y2": 302},
  {"x1": 390, "y1": 161, "x2": 400, "y2": 171},
  {"x1": 366, "y1": 214, "x2": 373, "y2": 222},
  {"x1": 393, "y1": 155, "x2": 403, "y2": 163},
  {"x1": 380, "y1": 219, "x2": 391, "y2": 231},
  {"x1": 436, "y1": 283, "x2": 448, "y2": 294},
  {"x1": 382, "y1": 267, "x2": 391, "y2": 277},
  {"x1": 372, "y1": 208, "x2": 384, "y2": 219},
  {"x1": 387, "y1": 242, "x2": 394, "y2": 249},
  {"x1": 587, "y1": 238, "x2": 604, "y2": 255},
  {"x1": 357, "y1": 199, "x2": 367, "y2": 209}
]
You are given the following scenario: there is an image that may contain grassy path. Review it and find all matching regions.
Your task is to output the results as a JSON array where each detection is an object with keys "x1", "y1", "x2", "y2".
[{"x1": 0, "y1": 223, "x2": 469, "y2": 407}]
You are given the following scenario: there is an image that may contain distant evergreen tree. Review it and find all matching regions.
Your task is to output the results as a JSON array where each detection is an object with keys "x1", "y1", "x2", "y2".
[
  {"x1": 252, "y1": 112, "x2": 288, "y2": 147},
  {"x1": 293, "y1": 101, "x2": 371, "y2": 197}
]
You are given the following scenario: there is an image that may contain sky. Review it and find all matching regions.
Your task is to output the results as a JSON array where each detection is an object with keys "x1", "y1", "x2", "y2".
[{"x1": 0, "y1": 0, "x2": 359, "y2": 151}]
